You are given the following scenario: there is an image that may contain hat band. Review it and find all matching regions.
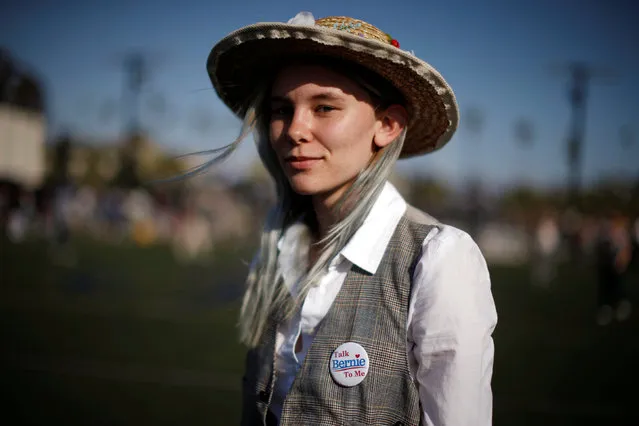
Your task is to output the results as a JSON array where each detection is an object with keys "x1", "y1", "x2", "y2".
[{"x1": 314, "y1": 16, "x2": 399, "y2": 47}]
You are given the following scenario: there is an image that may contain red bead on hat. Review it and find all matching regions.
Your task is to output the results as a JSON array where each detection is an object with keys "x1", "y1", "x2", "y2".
[{"x1": 385, "y1": 32, "x2": 400, "y2": 48}]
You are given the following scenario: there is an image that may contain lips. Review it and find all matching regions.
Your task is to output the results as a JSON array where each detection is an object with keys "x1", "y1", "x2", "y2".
[{"x1": 285, "y1": 155, "x2": 322, "y2": 170}]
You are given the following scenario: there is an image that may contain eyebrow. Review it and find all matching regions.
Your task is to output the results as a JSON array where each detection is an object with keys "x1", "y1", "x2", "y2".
[{"x1": 269, "y1": 92, "x2": 344, "y2": 104}]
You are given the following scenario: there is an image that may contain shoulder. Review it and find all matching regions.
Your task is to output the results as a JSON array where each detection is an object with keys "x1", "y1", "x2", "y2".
[
  {"x1": 421, "y1": 222, "x2": 482, "y2": 257},
  {"x1": 401, "y1": 204, "x2": 481, "y2": 257},
  {"x1": 412, "y1": 218, "x2": 491, "y2": 301},
  {"x1": 410, "y1": 221, "x2": 496, "y2": 334}
]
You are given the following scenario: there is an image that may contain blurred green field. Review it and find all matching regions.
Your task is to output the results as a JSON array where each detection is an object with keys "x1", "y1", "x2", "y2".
[{"x1": 1, "y1": 236, "x2": 638, "y2": 426}]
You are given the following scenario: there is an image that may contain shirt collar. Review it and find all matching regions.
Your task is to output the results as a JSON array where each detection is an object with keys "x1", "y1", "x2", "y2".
[
  {"x1": 340, "y1": 181, "x2": 407, "y2": 274},
  {"x1": 277, "y1": 181, "x2": 407, "y2": 276}
]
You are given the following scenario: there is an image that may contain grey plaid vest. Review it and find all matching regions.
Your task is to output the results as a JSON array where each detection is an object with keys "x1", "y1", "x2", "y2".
[{"x1": 241, "y1": 207, "x2": 437, "y2": 426}]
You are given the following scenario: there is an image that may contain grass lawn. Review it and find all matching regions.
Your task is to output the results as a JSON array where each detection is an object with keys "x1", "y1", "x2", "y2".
[{"x1": 1, "y1": 236, "x2": 638, "y2": 425}]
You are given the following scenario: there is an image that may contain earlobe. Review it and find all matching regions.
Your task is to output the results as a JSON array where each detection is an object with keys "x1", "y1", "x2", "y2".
[{"x1": 373, "y1": 104, "x2": 408, "y2": 149}]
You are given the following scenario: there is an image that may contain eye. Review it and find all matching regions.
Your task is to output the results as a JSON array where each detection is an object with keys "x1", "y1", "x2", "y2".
[
  {"x1": 315, "y1": 105, "x2": 336, "y2": 114},
  {"x1": 270, "y1": 104, "x2": 292, "y2": 117}
]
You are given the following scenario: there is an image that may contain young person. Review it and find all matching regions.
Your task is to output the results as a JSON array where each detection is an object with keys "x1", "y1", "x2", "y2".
[{"x1": 204, "y1": 12, "x2": 497, "y2": 425}]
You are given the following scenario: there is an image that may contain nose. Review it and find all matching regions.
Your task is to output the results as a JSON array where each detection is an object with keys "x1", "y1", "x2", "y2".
[{"x1": 286, "y1": 108, "x2": 312, "y2": 145}]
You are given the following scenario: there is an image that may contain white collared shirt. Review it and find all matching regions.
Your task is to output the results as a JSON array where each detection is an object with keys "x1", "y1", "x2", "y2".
[{"x1": 270, "y1": 182, "x2": 497, "y2": 426}]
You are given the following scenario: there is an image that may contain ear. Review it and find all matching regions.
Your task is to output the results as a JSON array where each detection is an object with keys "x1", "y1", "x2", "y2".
[{"x1": 373, "y1": 104, "x2": 408, "y2": 149}]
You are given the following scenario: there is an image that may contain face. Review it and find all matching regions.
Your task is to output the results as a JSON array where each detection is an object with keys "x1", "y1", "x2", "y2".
[{"x1": 268, "y1": 64, "x2": 402, "y2": 205}]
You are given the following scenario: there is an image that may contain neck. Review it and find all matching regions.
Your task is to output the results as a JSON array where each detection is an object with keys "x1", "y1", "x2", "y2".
[
  {"x1": 311, "y1": 191, "x2": 341, "y2": 241},
  {"x1": 312, "y1": 176, "x2": 361, "y2": 240}
]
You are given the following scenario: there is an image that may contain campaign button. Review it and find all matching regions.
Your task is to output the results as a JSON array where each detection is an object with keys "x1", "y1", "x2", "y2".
[{"x1": 329, "y1": 342, "x2": 370, "y2": 387}]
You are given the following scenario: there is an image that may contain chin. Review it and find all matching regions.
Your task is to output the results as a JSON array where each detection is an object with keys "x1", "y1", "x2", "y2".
[
  {"x1": 289, "y1": 181, "x2": 323, "y2": 196},
  {"x1": 287, "y1": 175, "x2": 329, "y2": 196}
]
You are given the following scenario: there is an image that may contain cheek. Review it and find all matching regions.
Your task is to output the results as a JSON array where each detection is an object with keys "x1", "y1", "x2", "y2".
[
  {"x1": 339, "y1": 109, "x2": 376, "y2": 147},
  {"x1": 319, "y1": 118, "x2": 367, "y2": 151},
  {"x1": 328, "y1": 121, "x2": 375, "y2": 157}
]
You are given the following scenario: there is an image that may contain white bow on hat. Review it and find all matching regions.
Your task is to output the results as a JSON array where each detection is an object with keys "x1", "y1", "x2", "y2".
[{"x1": 287, "y1": 11, "x2": 316, "y2": 26}]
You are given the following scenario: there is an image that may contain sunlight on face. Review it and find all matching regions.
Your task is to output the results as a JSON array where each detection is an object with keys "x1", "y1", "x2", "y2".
[{"x1": 269, "y1": 64, "x2": 381, "y2": 205}]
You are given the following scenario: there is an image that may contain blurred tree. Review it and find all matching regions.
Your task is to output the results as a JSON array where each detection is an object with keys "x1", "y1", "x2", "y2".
[
  {"x1": 631, "y1": 176, "x2": 639, "y2": 216},
  {"x1": 500, "y1": 186, "x2": 544, "y2": 214},
  {"x1": 48, "y1": 133, "x2": 72, "y2": 186},
  {"x1": 514, "y1": 118, "x2": 536, "y2": 187},
  {"x1": 0, "y1": 50, "x2": 44, "y2": 114},
  {"x1": 582, "y1": 181, "x2": 632, "y2": 216},
  {"x1": 550, "y1": 62, "x2": 617, "y2": 209},
  {"x1": 112, "y1": 132, "x2": 143, "y2": 189},
  {"x1": 406, "y1": 176, "x2": 452, "y2": 216},
  {"x1": 111, "y1": 131, "x2": 190, "y2": 189},
  {"x1": 0, "y1": 48, "x2": 15, "y2": 103},
  {"x1": 498, "y1": 178, "x2": 639, "y2": 221},
  {"x1": 463, "y1": 106, "x2": 486, "y2": 237},
  {"x1": 12, "y1": 73, "x2": 44, "y2": 113},
  {"x1": 618, "y1": 125, "x2": 637, "y2": 214}
]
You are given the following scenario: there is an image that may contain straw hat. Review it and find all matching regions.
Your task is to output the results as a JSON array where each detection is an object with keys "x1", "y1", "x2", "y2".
[{"x1": 207, "y1": 12, "x2": 459, "y2": 158}]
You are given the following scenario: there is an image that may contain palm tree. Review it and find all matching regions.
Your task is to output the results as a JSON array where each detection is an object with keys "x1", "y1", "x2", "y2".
[
  {"x1": 514, "y1": 118, "x2": 535, "y2": 188},
  {"x1": 463, "y1": 106, "x2": 485, "y2": 237}
]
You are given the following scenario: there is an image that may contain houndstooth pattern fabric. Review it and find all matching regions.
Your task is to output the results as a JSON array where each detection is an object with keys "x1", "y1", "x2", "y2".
[{"x1": 241, "y1": 212, "x2": 435, "y2": 426}]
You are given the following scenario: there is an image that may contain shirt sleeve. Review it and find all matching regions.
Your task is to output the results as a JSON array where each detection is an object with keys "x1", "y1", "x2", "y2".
[{"x1": 408, "y1": 226, "x2": 497, "y2": 426}]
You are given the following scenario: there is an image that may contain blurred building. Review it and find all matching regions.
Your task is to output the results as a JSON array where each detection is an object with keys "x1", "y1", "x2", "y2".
[{"x1": 0, "y1": 49, "x2": 46, "y2": 189}]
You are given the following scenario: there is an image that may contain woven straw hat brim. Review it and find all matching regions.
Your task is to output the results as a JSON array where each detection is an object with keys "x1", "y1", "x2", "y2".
[{"x1": 207, "y1": 22, "x2": 459, "y2": 158}]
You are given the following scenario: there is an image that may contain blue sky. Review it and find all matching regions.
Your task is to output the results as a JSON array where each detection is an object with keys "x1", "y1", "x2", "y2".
[{"x1": 2, "y1": 0, "x2": 638, "y2": 189}]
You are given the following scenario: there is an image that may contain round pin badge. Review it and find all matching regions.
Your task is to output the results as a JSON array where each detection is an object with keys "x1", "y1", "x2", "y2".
[{"x1": 329, "y1": 342, "x2": 370, "y2": 387}]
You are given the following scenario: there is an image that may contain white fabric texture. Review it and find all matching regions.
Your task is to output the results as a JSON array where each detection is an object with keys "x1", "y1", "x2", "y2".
[{"x1": 270, "y1": 182, "x2": 497, "y2": 425}]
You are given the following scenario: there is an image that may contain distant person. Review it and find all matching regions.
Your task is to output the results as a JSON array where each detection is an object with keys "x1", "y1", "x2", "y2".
[
  {"x1": 595, "y1": 212, "x2": 632, "y2": 325},
  {"x1": 49, "y1": 183, "x2": 76, "y2": 266},
  {"x1": 200, "y1": 12, "x2": 497, "y2": 425},
  {"x1": 532, "y1": 210, "x2": 561, "y2": 287},
  {"x1": 632, "y1": 217, "x2": 639, "y2": 270},
  {"x1": 6, "y1": 201, "x2": 28, "y2": 243},
  {"x1": 560, "y1": 208, "x2": 584, "y2": 263}
]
